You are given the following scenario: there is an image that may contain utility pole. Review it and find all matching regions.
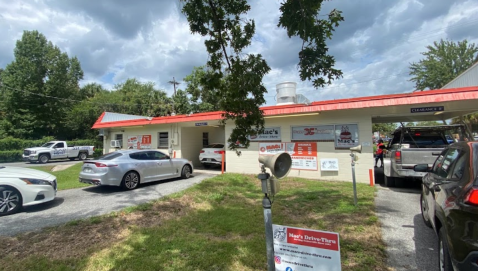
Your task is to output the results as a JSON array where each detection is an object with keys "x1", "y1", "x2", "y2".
[{"x1": 168, "y1": 77, "x2": 180, "y2": 115}]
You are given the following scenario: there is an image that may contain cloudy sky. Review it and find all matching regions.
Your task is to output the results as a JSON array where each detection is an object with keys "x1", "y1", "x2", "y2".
[{"x1": 1, "y1": 0, "x2": 478, "y2": 106}]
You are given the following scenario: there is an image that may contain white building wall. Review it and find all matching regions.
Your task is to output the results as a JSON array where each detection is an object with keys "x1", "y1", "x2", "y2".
[{"x1": 225, "y1": 109, "x2": 375, "y2": 183}]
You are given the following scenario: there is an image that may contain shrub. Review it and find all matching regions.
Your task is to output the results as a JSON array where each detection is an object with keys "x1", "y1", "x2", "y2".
[
  {"x1": 93, "y1": 148, "x2": 103, "y2": 158},
  {"x1": 0, "y1": 150, "x2": 23, "y2": 163},
  {"x1": 0, "y1": 136, "x2": 55, "y2": 151}
]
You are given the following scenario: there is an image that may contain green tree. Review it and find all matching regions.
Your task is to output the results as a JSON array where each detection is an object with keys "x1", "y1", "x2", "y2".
[
  {"x1": 372, "y1": 123, "x2": 397, "y2": 137},
  {"x1": 173, "y1": 89, "x2": 193, "y2": 115},
  {"x1": 409, "y1": 39, "x2": 478, "y2": 90},
  {"x1": 181, "y1": 0, "x2": 343, "y2": 150},
  {"x1": 1, "y1": 30, "x2": 84, "y2": 139},
  {"x1": 183, "y1": 66, "x2": 222, "y2": 113}
]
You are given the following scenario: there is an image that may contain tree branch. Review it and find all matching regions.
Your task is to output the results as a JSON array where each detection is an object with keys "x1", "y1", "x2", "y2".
[{"x1": 208, "y1": 0, "x2": 232, "y2": 70}]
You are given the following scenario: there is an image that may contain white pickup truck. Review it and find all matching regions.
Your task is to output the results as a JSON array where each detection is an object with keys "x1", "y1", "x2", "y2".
[{"x1": 23, "y1": 141, "x2": 95, "y2": 164}]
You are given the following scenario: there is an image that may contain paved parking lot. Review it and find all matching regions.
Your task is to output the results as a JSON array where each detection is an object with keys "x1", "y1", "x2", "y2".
[{"x1": 374, "y1": 168, "x2": 438, "y2": 271}]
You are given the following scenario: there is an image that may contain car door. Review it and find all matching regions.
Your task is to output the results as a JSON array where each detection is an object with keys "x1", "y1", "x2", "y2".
[
  {"x1": 150, "y1": 151, "x2": 174, "y2": 179},
  {"x1": 52, "y1": 142, "x2": 67, "y2": 159},
  {"x1": 424, "y1": 148, "x2": 449, "y2": 228},
  {"x1": 129, "y1": 152, "x2": 158, "y2": 183}
]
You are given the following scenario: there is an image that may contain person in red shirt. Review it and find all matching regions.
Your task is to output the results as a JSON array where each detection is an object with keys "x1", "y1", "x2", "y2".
[{"x1": 375, "y1": 139, "x2": 385, "y2": 168}]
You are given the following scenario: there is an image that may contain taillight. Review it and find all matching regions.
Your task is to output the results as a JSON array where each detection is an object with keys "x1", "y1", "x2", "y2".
[
  {"x1": 395, "y1": 151, "x2": 401, "y2": 163},
  {"x1": 95, "y1": 162, "x2": 117, "y2": 168},
  {"x1": 214, "y1": 150, "x2": 225, "y2": 154},
  {"x1": 200, "y1": 150, "x2": 205, "y2": 153},
  {"x1": 465, "y1": 188, "x2": 478, "y2": 205},
  {"x1": 93, "y1": 147, "x2": 95, "y2": 151}
]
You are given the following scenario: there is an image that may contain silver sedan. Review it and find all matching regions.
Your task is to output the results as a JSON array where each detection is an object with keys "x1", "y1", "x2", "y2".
[{"x1": 79, "y1": 150, "x2": 193, "y2": 190}]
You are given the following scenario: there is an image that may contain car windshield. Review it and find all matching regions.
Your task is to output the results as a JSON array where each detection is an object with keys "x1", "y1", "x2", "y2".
[
  {"x1": 207, "y1": 144, "x2": 224, "y2": 148},
  {"x1": 97, "y1": 152, "x2": 123, "y2": 160},
  {"x1": 41, "y1": 142, "x2": 55, "y2": 148}
]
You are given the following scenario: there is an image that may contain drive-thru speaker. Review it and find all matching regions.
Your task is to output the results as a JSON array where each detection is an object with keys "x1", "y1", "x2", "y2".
[
  {"x1": 350, "y1": 145, "x2": 362, "y2": 153},
  {"x1": 258, "y1": 152, "x2": 292, "y2": 179}
]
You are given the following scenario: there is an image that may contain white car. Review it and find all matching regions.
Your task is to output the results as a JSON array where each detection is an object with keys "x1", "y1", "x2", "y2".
[
  {"x1": 0, "y1": 166, "x2": 57, "y2": 216},
  {"x1": 199, "y1": 143, "x2": 225, "y2": 168}
]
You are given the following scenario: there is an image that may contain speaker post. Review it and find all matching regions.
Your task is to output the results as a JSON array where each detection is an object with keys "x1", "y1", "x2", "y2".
[{"x1": 349, "y1": 145, "x2": 362, "y2": 207}]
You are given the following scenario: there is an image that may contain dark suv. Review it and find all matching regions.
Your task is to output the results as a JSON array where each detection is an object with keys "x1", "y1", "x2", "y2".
[{"x1": 415, "y1": 141, "x2": 478, "y2": 270}]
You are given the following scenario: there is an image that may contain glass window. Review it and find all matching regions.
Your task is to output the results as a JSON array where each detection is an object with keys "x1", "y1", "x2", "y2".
[
  {"x1": 158, "y1": 132, "x2": 169, "y2": 148},
  {"x1": 434, "y1": 148, "x2": 460, "y2": 178},
  {"x1": 115, "y1": 134, "x2": 123, "y2": 147},
  {"x1": 98, "y1": 152, "x2": 123, "y2": 160},
  {"x1": 129, "y1": 152, "x2": 150, "y2": 160},
  {"x1": 450, "y1": 154, "x2": 467, "y2": 180},
  {"x1": 55, "y1": 142, "x2": 65, "y2": 148},
  {"x1": 207, "y1": 143, "x2": 224, "y2": 148},
  {"x1": 203, "y1": 132, "x2": 209, "y2": 147},
  {"x1": 150, "y1": 151, "x2": 169, "y2": 160}
]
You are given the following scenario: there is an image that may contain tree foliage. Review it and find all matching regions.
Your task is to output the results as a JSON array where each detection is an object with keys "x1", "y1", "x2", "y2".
[
  {"x1": 183, "y1": 66, "x2": 222, "y2": 113},
  {"x1": 181, "y1": 0, "x2": 343, "y2": 150},
  {"x1": 372, "y1": 123, "x2": 397, "y2": 136},
  {"x1": 409, "y1": 39, "x2": 478, "y2": 90}
]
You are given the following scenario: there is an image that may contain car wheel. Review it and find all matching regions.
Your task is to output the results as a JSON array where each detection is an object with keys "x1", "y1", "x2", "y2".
[
  {"x1": 121, "y1": 171, "x2": 140, "y2": 190},
  {"x1": 420, "y1": 193, "x2": 432, "y2": 228},
  {"x1": 438, "y1": 227, "x2": 453, "y2": 271},
  {"x1": 384, "y1": 175, "x2": 395, "y2": 187},
  {"x1": 181, "y1": 165, "x2": 192, "y2": 179},
  {"x1": 78, "y1": 152, "x2": 87, "y2": 160},
  {"x1": 0, "y1": 186, "x2": 23, "y2": 216},
  {"x1": 39, "y1": 154, "x2": 49, "y2": 164}
]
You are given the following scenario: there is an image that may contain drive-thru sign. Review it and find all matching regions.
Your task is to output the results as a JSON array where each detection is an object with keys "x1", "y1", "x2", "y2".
[{"x1": 273, "y1": 224, "x2": 341, "y2": 271}]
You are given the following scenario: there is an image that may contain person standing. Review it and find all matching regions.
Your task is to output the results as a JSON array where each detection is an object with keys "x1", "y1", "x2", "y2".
[{"x1": 375, "y1": 139, "x2": 385, "y2": 168}]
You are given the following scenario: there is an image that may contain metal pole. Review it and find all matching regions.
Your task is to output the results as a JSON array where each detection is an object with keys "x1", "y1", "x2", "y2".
[
  {"x1": 258, "y1": 173, "x2": 275, "y2": 271},
  {"x1": 351, "y1": 153, "x2": 358, "y2": 206}
]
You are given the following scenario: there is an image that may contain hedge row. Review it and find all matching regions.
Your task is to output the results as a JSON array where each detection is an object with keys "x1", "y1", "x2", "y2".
[
  {"x1": 0, "y1": 137, "x2": 101, "y2": 151},
  {"x1": 0, "y1": 148, "x2": 103, "y2": 163}
]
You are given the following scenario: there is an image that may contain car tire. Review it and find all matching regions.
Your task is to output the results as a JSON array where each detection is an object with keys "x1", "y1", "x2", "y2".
[
  {"x1": 78, "y1": 152, "x2": 87, "y2": 160},
  {"x1": 0, "y1": 186, "x2": 23, "y2": 216},
  {"x1": 438, "y1": 227, "x2": 453, "y2": 271},
  {"x1": 39, "y1": 154, "x2": 49, "y2": 164},
  {"x1": 181, "y1": 165, "x2": 192, "y2": 179},
  {"x1": 121, "y1": 171, "x2": 140, "y2": 190},
  {"x1": 384, "y1": 175, "x2": 395, "y2": 187},
  {"x1": 420, "y1": 193, "x2": 432, "y2": 228}
]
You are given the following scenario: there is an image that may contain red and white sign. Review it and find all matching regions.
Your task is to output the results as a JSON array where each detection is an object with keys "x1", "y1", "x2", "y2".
[
  {"x1": 335, "y1": 125, "x2": 359, "y2": 148},
  {"x1": 127, "y1": 135, "x2": 152, "y2": 149},
  {"x1": 273, "y1": 224, "x2": 341, "y2": 271},
  {"x1": 259, "y1": 142, "x2": 318, "y2": 171},
  {"x1": 292, "y1": 125, "x2": 335, "y2": 141}
]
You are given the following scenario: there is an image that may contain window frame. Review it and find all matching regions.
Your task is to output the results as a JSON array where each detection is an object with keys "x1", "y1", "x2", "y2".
[{"x1": 158, "y1": 132, "x2": 169, "y2": 149}]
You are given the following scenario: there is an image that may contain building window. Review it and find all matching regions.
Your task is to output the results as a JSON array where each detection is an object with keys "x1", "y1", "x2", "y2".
[
  {"x1": 158, "y1": 132, "x2": 169, "y2": 148},
  {"x1": 203, "y1": 132, "x2": 209, "y2": 147},
  {"x1": 115, "y1": 134, "x2": 123, "y2": 148}
]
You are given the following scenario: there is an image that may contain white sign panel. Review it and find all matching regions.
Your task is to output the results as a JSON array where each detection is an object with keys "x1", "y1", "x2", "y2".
[
  {"x1": 273, "y1": 224, "x2": 341, "y2": 271},
  {"x1": 320, "y1": 158, "x2": 339, "y2": 171},
  {"x1": 259, "y1": 143, "x2": 286, "y2": 155},
  {"x1": 249, "y1": 127, "x2": 281, "y2": 141},
  {"x1": 335, "y1": 124, "x2": 359, "y2": 148},
  {"x1": 292, "y1": 125, "x2": 335, "y2": 141}
]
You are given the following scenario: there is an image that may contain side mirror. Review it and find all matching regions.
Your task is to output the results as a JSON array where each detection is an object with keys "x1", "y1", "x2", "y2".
[{"x1": 414, "y1": 164, "x2": 429, "y2": 172}]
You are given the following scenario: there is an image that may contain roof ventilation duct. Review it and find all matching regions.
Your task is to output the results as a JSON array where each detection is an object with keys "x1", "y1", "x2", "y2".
[{"x1": 276, "y1": 82, "x2": 297, "y2": 105}]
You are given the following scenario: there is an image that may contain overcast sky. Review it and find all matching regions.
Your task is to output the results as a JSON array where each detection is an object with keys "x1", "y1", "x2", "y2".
[{"x1": 1, "y1": 0, "x2": 478, "y2": 106}]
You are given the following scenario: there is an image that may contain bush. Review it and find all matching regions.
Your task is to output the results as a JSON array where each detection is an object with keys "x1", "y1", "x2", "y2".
[
  {"x1": 93, "y1": 148, "x2": 103, "y2": 158},
  {"x1": 0, "y1": 150, "x2": 23, "y2": 163},
  {"x1": 0, "y1": 136, "x2": 55, "y2": 151}
]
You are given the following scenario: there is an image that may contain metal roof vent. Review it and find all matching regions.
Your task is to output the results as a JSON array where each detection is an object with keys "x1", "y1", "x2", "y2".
[{"x1": 276, "y1": 82, "x2": 297, "y2": 105}]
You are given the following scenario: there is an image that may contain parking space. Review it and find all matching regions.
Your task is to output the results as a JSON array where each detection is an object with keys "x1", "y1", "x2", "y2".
[{"x1": 374, "y1": 168, "x2": 438, "y2": 271}]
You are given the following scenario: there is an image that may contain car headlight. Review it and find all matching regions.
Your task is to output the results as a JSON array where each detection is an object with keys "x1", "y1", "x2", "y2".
[{"x1": 20, "y1": 178, "x2": 51, "y2": 185}]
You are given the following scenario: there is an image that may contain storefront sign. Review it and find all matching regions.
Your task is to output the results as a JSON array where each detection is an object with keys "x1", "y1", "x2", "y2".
[
  {"x1": 292, "y1": 125, "x2": 335, "y2": 141},
  {"x1": 127, "y1": 135, "x2": 152, "y2": 149},
  {"x1": 259, "y1": 142, "x2": 318, "y2": 171},
  {"x1": 335, "y1": 125, "x2": 359, "y2": 148},
  {"x1": 249, "y1": 127, "x2": 281, "y2": 141},
  {"x1": 273, "y1": 224, "x2": 341, "y2": 271},
  {"x1": 195, "y1": 122, "x2": 208, "y2": 126},
  {"x1": 410, "y1": 106, "x2": 444, "y2": 113}
]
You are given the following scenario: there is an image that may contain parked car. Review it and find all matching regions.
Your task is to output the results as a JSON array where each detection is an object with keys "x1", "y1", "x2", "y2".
[
  {"x1": 199, "y1": 143, "x2": 225, "y2": 168},
  {"x1": 23, "y1": 141, "x2": 95, "y2": 164},
  {"x1": 0, "y1": 166, "x2": 57, "y2": 216},
  {"x1": 79, "y1": 150, "x2": 193, "y2": 190},
  {"x1": 414, "y1": 141, "x2": 478, "y2": 270}
]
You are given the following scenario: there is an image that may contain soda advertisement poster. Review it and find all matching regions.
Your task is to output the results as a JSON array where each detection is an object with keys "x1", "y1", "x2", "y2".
[
  {"x1": 259, "y1": 142, "x2": 318, "y2": 171},
  {"x1": 127, "y1": 135, "x2": 152, "y2": 149},
  {"x1": 273, "y1": 224, "x2": 341, "y2": 271}
]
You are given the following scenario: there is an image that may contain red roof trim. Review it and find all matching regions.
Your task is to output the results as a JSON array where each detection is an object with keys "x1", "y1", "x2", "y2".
[{"x1": 92, "y1": 86, "x2": 478, "y2": 129}]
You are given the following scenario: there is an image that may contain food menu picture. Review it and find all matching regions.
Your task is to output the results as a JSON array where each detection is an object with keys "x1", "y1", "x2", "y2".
[
  {"x1": 127, "y1": 135, "x2": 152, "y2": 149},
  {"x1": 335, "y1": 125, "x2": 359, "y2": 148},
  {"x1": 259, "y1": 142, "x2": 318, "y2": 171}
]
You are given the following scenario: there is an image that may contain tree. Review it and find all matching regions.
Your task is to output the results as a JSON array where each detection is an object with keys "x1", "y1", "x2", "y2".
[
  {"x1": 1, "y1": 30, "x2": 84, "y2": 139},
  {"x1": 372, "y1": 123, "x2": 397, "y2": 137},
  {"x1": 409, "y1": 39, "x2": 478, "y2": 90},
  {"x1": 181, "y1": 0, "x2": 343, "y2": 150},
  {"x1": 183, "y1": 66, "x2": 222, "y2": 113}
]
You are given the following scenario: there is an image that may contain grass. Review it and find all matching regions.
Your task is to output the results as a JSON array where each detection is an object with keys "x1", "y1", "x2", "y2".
[
  {"x1": 0, "y1": 174, "x2": 389, "y2": 271},
  {"x1": 34, "y1": 163, "x2": 90, "y2": 190}
]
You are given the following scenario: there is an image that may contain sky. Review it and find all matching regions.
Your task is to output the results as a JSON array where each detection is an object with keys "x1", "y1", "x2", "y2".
[{"x1": 1, "y1": 0, "x2": 478, "y2": 106}]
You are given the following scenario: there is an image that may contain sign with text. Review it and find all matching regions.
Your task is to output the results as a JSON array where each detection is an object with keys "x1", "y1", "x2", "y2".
[
  {"x1": 127, "y1": 135, "x2": 152, "y2": 149},
  {"x1": 259, "y1": 142, "x2": 318, "y2": 171},
  {"x1": 195, "y1": 122, "x2": 208, "y2": 126},
  {"x1": 335, "y1": 124, "x2": 359, "y2": 148},
  {"x1": 273, "y1": 224, "x2": 341, "y2": 271},
  {"x1": 292, "y1": 125, "x2": 335, "y2": 141},
  {"x1": 410, "y1": 106, "x2": 444, "y2": 113},
  {"x1": 320, "y1": 158, "x2": 339, "y2": 171},
  {"x1": 249, "y1": 127, "x2": 281, "y2": 141}
]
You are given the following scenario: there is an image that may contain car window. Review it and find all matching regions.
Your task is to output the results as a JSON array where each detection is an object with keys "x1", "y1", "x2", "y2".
[
  {"x1": 433, "y1": 148, "x2": 460, "y2": 178},
  {"x1": 98, "y1": 152, "x2": 123, "y2": 160},
  {"x1": 450, "y1": 154, "x2": 467, "y2": 180},
  {"x1": 55, "y1": 142, "x2": 65, "y2": 148},
  {"x1": 207, "y1": 144, "x2": 224, "y2": 148},
  {"x1": 431, "y1": 149, "x2": 448, "y2": 174},
  {"x1": 129, "y1": 152, "x2": 150, "y2": 160},
  {"x1": 151, "y1": 151, "x2": 169, "y2": 160}
]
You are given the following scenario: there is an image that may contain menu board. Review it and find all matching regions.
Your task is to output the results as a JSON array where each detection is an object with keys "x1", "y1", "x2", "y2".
[
  {"x1": 127, "y1": 135, "x2": 152, "y2": 149},
  {"x1": 259, "y1": 142, "x2": 318, "y2": 171}
]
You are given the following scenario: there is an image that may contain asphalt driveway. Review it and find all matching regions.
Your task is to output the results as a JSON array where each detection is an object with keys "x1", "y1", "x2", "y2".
[
  {"x1": 0, "y1": 170, "x2": 218, "y2": 236},
  {"x1": 374, "y1": 168, "x2": 438, "y2": 271}
]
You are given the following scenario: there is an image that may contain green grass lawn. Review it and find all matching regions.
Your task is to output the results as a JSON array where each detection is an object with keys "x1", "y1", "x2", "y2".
[
  {"x1": 0, "y1": 173, "x2": 388, "y2": 271},
  {"x1": 34, "y1": 163, "x2": 90, "y2": 190}
]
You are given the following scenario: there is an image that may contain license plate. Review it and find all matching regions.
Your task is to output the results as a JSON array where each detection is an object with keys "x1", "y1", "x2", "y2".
[{"x1": 83, "y1": 168, "x2": 92, "y2": 173}]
